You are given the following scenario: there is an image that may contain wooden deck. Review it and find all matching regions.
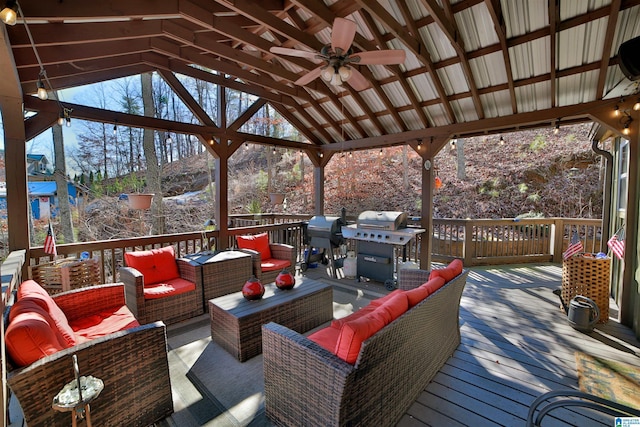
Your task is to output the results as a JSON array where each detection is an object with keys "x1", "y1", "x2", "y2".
[{"x1": 11, "y1": 263, "x2": 636, "y2": 426}]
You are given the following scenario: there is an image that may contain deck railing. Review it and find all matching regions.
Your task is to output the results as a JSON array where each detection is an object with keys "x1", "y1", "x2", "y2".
[{"x1": 19, "y1": 215, "x2": 602, "y2": 284}]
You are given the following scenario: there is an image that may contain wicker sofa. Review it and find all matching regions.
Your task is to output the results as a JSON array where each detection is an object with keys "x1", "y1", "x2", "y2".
[
  {"x1": 5, "y1": 281, "x2": 173, "y2": 426},
  {"x1": 262, "y1": 261, "x2": 468, "y2": 427}
]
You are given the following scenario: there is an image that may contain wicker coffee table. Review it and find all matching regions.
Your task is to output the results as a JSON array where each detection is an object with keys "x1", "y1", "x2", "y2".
[{"x1": 209, "y1": 278, "x2": 333, "y2": 362}]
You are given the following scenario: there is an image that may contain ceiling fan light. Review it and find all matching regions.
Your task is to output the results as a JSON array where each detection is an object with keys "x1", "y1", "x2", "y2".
[
  {"x1": 338, "y1": 65, "x2": 352, "y2": 81},
  {"x1": 320, "y1": 67, "x2": 334, "y2": 82},
  {"x1": 330, "y1": 73, "x2": 342, "y2": 86}
]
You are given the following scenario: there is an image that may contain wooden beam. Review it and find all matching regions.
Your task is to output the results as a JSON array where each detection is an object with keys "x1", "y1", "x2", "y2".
[{"x1": 157, "y1": 69, "x2": 217, "y2": 127}]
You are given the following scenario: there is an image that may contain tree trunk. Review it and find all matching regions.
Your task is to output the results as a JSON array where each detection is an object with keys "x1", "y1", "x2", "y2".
[
  {"x1": 52, "y1": 124, "x2": 74, "y2": 243},
  {"x1": 456, "y1": 138, "x2": 466, "y2": 180},
  {"x1": 141, "y1": 72, "x2": 165, "y2": 235},
  {"x1": 403, "y1": 145, "x2": 409, "y2": 189}
]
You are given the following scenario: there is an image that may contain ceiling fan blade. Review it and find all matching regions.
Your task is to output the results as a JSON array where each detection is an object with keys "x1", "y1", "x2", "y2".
[
  {"x1": 352, "y1": 50, "x2": 407, "y2": 65},
  {"x1": 269, "y1": 46, "x2": 319, "y2": 60},
  {"x1": 332, "y1": 17, "x2": 357, "y2": 53},
  {"x1": 346, "y1": 68, "x2": 370, "y2": 91},
  {"x1": 294, "y1": 67, "x2": 323, "y2": 86}
]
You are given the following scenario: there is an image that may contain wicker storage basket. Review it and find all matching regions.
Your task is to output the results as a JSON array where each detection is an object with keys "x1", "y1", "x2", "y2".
[
  {"x1": 561, "y1": 255, "x2": 610, "y2": 323},
  {"x1": 30, "y1": 258, "x2": 101, "y2": 294}
]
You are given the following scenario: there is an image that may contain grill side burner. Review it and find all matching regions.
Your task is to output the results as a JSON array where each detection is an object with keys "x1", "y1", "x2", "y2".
[{"x1": 342, "y1": 211, "x2": 425, "y2": 289}]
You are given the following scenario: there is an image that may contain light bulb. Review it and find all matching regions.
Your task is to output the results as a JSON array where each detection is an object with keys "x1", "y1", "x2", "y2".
[
  {"x1": 634, "y1": 99, "x2": 640, "y2": 111},
  {"x1": 379, "y1": 149, "x2": 383, "y2": 156},
  {"x1": 614, "y1": 105, "x2": 620, "y2": 116},
  {"x1": 0, "y1": 4, "x2": 17, "y2": 26},
  {"x1": 57, "y1": 116, "x2": 64, "y2": 126},
  {"x1": 499, "y1": 136, "x2": 505, "y2": 145},
  {"x1": 330, "y1": 72, "x2": 342, "y2": 86},
  {"x1": 553, "y1": 124, "x2": 560, "y2": 135},
  {"x1": 320, "y1": 67, "x2": 333, "y2": 82},
  {"x1": 65, "y1": 117, "x2": 71, "y2": 127},
  {"x1": 338, "y1": 66, "x2": 352, "y2": 81},
  {"x1": 37, "y1": 80, "x2": 48, "y2": 100},
  {"x1": 113, "y1": 124, "x2": 117, "y2": 136},
  {"x1": 623, "y1": 123, "x2": 630, "y2": 136},
  {"x1": 166, "y1": 136, "x2": 172, "y2": 144}
]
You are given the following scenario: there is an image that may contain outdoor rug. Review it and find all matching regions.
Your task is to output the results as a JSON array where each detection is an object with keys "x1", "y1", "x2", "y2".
[{"x1": 575, "y1": 351, "x2": 640, "y2": 409}]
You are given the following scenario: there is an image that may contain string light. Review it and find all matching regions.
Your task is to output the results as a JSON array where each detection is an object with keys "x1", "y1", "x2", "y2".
[
  {"x1": 417, "y1": 140, "x2": 422, "y2": 150},
  {"x1": 614, "y1": 105, "x2": 620, "y2": 117},
  {"x1": 0, "y1": 0, "x2": 17, "y2": 26},
  {"x1": 379, "y1": 148, "x2": 383, "y2": 156},
  {"x1": 499, "y1": 135, "x2": 505, "y2": 145},
  {"x1": 634, "y1": 98, "x2": 640, "y2": 111},
  {"x1": 36, "y1": 72, "x2": 47, "y2": 100},
  {"x1": 553, "y1": 122, "x2": 560, "y2": 135},
  {"x1": 623, "y1": 122, "x2": 631, "y2": 136},
  {"x1": 113, "y1": 123, "x2": 117, "y2": 136}
]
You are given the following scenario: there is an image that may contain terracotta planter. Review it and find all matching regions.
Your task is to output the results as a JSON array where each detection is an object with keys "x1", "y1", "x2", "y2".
[
  {"x1": 269, "y1": 193, "x2": 285, "y2": 205},
  {"x1": 127, "y1": 194, "x2": 154, "y2": 210}
]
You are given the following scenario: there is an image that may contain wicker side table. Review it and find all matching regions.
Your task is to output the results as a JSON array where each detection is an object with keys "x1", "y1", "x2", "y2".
[
  {"x1": 561, "y1": 256, "x2": 610, "y2": 323},
  {"x1": 180, "y1": 250, "x2": 253, "y2": 310}
]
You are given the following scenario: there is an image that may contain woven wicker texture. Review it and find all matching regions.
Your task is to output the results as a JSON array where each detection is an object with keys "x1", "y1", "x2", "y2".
[
  {"x1": 262, "y1": 270, "x2": 468, "y2": 427},
  {"x1": 562, "y1": 257, "x2": 610, "y2": 323},
  {"x1": 29, "y1": 258, "x2": 101, "y2": 295},
  {"x1": 209, "y1": 279, "x2": 333, "y2": 362},
  {"x1": 119, "y1": 256, "x2": 204, "y2": 325},
  {"x1": 181, "y1": 251, "x2": 253, "y2": 309},
  {"x1": 397, "y1": 268, "x2": 431, "y2": 290},
  {"x1": 6, "y1": 284, "x2": 173, "y2": 426},
  {"x1": 240, "y1": 243, "x2": 297, "y2": 284}
]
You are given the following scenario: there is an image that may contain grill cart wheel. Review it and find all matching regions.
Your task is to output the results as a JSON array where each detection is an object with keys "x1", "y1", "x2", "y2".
[
  {"x1": 300, "y1": 262, "x2": 308, "y2": 272},
  {"x1": 384, "y1": 279, "x2": 396, "y2": 291},
  {"x1": 321, "y1": 256, "x2": 329, "y2": 265}
]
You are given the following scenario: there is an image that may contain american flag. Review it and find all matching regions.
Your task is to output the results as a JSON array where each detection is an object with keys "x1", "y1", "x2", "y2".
[
  {"x1": 563, "y1": 232, "x2": 583, "y2": 260},
  {"x1": 44, "y1": 222, "x2": 57, "y2": 256},
  {"x1": 607, "y1": 228, "x2": 625, "y2": 260}
]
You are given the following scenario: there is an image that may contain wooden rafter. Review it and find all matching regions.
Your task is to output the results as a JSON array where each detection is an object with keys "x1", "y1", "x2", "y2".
[{"x1": 596, "y1": 0, "x2": 621, "y2": 99}]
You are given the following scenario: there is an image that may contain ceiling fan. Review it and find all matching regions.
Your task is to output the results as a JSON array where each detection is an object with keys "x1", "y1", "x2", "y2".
[{"x1": 269, "y1": 17, "x2": 406, "y2": 91}]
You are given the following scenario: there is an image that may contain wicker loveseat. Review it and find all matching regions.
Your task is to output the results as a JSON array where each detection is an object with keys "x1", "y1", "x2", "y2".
[
  {"x1": 262, "y1": 260, "x2": 468, "y2": 427},
  {"x1": 5, "y1": 281, "x2": 173, "y2": 426}
]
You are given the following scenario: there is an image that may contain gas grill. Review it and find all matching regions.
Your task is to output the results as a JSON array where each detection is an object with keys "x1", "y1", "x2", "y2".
[
  {"x1": 302, "y1": 209, "x2": 347, "y2": 277},
  {"x1": 342, "y1": 211, "x2": 425, "y2": 289}
]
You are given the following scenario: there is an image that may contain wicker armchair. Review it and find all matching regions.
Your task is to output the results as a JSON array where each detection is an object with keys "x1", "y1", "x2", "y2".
[
  {"x1": 236, "y1": 233, "x2": 296, "y2": 283},
  {"x1": 397, "y1": 267, "x2": 431, "y2": 290},
  {"x1": 6, "y1": 283, "x2": 173, "y2": 426},
  {"x1": 119, "y1": 246, "x2": 204, "y2": 325}
]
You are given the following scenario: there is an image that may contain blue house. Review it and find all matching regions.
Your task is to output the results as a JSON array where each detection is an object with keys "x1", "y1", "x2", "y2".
[{"x1": 27, "y1": 181, "x2": 78, "y2": 220}]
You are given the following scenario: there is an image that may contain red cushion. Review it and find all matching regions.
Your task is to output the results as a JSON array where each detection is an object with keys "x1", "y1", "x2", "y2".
[
  {"x1": 428, "y1": 259, "x2": 463, "y2": 282},
  {"x1": 375, "y1": 292, "x2": 409, "y2": 324},
  {"x1": 237, "y1": 233, "x2": 272, "y2": 260},
  {"x1": 369, "y1": 289, "x2": 404, "y2": 307},
  {"x1": 70, "y1": 305, "x2": 140, "y2": 342},
  {"x1": 421, "y1": 276, "x2": 446, "y2": 295},
  {"x1": 261, "y1": 258, "x2": 291, "y2": 272},
  {"x1": 143, "y1": 277, "x2": 196, "y2": 300},
  {"x1": 404, "y1": 285, "x2": 431, "y2": 307},
  {"x1": 308, "y1": 326, "x2": 341, "y2": 353},
  {"x1": 335, "y1": 309, "x2": 387, "y2": 364},
  {"x1": 331, "y1": 304, "x2": 378, "y2": 329},
  {"x1": 124, "y1": 246, "x2": 180, "y2": 285},
  {"x1": 5, "y1": 299, "x2": 68, "y2": 367},
  {"x1": 16, "y1": 280, "x2": 77, "y2": 347}
]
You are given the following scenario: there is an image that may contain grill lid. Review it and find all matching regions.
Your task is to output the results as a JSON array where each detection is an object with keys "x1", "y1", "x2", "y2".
[
  {"x1": 308, "y1": 215, "x2": 345, "y2": 235},
  {"x1": 356, "y1": 211, "x2": 407, "y2": 230}
]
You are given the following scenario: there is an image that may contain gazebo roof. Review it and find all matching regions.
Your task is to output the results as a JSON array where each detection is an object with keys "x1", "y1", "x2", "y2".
[{"x1": 2, "y1": 0, "x2": 640, "y2": 153}]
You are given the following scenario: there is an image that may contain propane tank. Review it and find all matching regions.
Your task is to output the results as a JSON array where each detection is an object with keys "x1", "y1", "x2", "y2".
[{"x1": 343, "y1": 251, "x2": 357, "y2": 279}]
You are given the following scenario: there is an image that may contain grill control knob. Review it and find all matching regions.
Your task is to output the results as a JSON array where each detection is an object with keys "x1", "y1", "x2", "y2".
[{"x1": 399, "y1": 236, "x2": 404, "y2": 241}]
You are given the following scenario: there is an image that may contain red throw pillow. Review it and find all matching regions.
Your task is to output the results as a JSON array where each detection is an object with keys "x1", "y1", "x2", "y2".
[
  {"x1": 428, "y1": 259, "x2": 463, "y2": 282},
  {"x1": 375, "y1": 292, "x2": 409, "y2": 324},
  {"x1": 237, "y1": 233, "x2": 272, "y2": 260},
  {"x1": 16, "y1": 280, "x2": 77, "y2": 347},
  {"x1": 124, "y1": 246, "x2": 180, "y2": 285},
  {"x1": 308, "y1": 326, "x2": 341, "y2": 353},
  {"x1": 6, "y1": 299, "x2": 68, "y2": 367}
]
